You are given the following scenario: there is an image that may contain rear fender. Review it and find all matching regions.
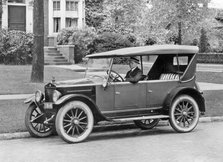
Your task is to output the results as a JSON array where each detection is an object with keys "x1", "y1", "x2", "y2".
[
  {"x1": 163, "y1": 87, "x2": 205, "y2": 113},
  {"x1": 55, "y1": 94, "x2": 108, "y2": 122}
]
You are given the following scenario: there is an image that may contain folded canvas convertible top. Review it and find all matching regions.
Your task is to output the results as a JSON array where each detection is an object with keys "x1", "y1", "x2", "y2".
[{"x1": 86, "y1": 45, "x2": 199, "y2": 58}]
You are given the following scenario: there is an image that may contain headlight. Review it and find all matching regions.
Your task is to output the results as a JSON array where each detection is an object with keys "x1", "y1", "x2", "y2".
[
  {"x1": 35, "y1": 90, "x2": 44, "y2": 103},
  {"x1": 52, "y1": 90, "x2": 61, "y2": 102}
]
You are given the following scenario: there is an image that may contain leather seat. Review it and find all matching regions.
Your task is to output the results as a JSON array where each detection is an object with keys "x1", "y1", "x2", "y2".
[{"x1": 159, "y1": 73, "x2": 180, "y2": 80}]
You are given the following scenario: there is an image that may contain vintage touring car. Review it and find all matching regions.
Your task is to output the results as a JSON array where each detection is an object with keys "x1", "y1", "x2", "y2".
[{"x1": 24, "y1": 45, "x2": 205, "y2": 143}]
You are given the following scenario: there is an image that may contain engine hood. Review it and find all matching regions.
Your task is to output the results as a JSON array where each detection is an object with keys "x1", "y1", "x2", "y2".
[{"x1": 54, "y1": 78, "x2": 96, "y2": 87}]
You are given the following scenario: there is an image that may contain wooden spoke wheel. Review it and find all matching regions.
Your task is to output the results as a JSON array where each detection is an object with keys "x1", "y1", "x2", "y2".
[
  {"x1": 25, "y1": 104, "x2": 54, "y2": 137},
  {"x1": 169, "y1": 95, "x2": 199, "y2": 133},
  {"x1": 56, "y1": 101, "x2": 94, "y2": 143}
]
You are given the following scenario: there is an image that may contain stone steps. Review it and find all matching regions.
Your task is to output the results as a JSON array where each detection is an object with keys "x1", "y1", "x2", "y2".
[{"x1": 44, "y1": 47, "x2": 71, "y2": 65}]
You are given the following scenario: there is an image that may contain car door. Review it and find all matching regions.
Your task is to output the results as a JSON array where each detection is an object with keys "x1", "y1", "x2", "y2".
[
  {"x1": 113, "y1": 82, "x2": 146, "y2": 110},
  {"x1": 146, "y1": 80, "x2": 179, "y2": 108}
]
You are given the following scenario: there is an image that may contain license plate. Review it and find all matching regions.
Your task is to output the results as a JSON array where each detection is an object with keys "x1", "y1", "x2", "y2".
[{"x1": 44, "y1": 102, "x2": 53, "y2": 109}]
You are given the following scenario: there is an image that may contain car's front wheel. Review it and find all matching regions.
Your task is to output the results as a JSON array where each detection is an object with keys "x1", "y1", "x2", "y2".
[
  {"x1": 169, "y1": 95, "x2": 199, "y2": 133},
  {"x1": 25, "y1": 104, "x2": 54, "y2": 137},
  {"x1": 134, "y1": 119, "x2": 160, "y2": 130},
  {"x1": 56, "y1": 101, "x2": 94, "y2": 143}
]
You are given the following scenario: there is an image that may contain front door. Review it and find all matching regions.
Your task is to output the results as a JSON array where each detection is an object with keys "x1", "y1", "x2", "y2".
[
  {"x1": 8, "y1": 6, "x2": 26, "y2": 31},
  {"x1": 114, "y1": 82, "x2": 146, "y2": 110}
]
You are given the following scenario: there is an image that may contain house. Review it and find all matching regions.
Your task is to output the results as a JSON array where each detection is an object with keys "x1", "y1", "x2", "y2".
[{"x1": 1, "y1": 0, "x2": 85, "y2": 46}]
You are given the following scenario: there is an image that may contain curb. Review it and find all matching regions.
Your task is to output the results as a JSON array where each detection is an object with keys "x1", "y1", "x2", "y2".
[{"x1": 0, "y1": 116, "x2": 223, "y2": 141}]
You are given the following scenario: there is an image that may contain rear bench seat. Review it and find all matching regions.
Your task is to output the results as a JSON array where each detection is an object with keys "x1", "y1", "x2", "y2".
[{"x1": 159, "y1": 73, "x2": 180, "y2": 80}]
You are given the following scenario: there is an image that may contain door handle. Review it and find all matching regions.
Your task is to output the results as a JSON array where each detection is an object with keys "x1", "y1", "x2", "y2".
[
  {"x1": 115, "y1": 91, "x2": 120, "y2": 95},
  {"x1": 148, "y1": 90, "x2": 152, "y2": 93}
]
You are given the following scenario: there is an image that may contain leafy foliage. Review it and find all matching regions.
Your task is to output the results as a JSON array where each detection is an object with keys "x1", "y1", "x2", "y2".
[
  {"x1": 99, "y1": 0, "x2": 147, "y2": 35},
  {"x1": 85, "y1": 0, "x2": 105, "y2": 29},
  {"x1": 198, "y1": 53, "x2": 223, "y2": 64},
  {"x1": 91, "y1": 32, "x2": 135, "y2": 64},
  {"x1": 57, "y1": 27, "x2": 98, "y2": 63},
  {"x1": 0, "y1": 29, "x2": 33, "y2": 64},
  {"x1": 91, "y1": 32, "x2": 134, "y2": 53},
  {"x1": 140, "y1": 0, "x2": 211, "y2": 45},
  {"x1": 57, "y1": 27, "x2": 77, "y2": 45}
]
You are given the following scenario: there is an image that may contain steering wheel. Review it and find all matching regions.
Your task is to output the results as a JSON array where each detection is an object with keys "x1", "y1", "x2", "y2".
[{"x1": 107, "y1": 70, "x2": 124, "y2": 82}]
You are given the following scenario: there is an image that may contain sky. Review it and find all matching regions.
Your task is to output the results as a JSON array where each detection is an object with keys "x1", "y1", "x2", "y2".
[{"x1": 209, "y1": 0, "x2": 223, "y2": 9}]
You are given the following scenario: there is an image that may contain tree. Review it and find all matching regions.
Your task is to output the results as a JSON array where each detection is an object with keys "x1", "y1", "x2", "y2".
[
  {"x1": 0, "y1": 0, "x2": 2, "y2": 29},
  {"x1": 31, "y1": 0, "x2": 44, "y2": 82},
  {"x1": 99, "y1": 0, "x2": 147, "y2": 35},
  {"x1": 141, "y1": 0, "x2": 211, "y2": 44},
  {"x1": 85, "y1": 0, "x2": 105, "y2": 29}
]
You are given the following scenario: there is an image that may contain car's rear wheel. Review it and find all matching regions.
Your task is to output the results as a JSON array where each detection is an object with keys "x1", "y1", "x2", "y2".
[
  {"x1": 25, "y1": 104, "x2": 54, "y2": 137},
  {"x1": 134, "y1": 119, "x2": 160, "y2": 130},
  {"x1": 56, "y1": 101, "x2": 94, "y2": 143},
  {"x1": 169, "y1": 95, "x2": 199, "y2": 133}
]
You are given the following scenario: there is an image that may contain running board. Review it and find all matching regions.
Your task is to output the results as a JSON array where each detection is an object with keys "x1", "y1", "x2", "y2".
[{"x1": 112, "y1": 115, "x2": 169, "y2": 122}]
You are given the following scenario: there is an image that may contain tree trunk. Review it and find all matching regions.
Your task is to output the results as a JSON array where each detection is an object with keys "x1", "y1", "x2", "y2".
[
  {"x1": 178, "y1": 22, "x2": 182, "y2": 45},
  {"x1": 0, "y1": 0, "x2": 2, "y2": 29},
  {"x1": 31, "y1": 0, "x2": 44, "y2": 82}
]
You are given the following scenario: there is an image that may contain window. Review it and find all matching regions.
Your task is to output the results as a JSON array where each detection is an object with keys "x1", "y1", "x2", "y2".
[
  {"x1": 66, "y1": 0, "x2": 78, "y2": 11},
  {"x1": 66, "y1": 18, "x2": 78, "y2": 28},
  {"x1": 53, "y1": 0, "x2": 60, "y2": 11},
  {"x1": 173, "y1": 56, "x2": 188, "y2": 66},
  {"x1": 53, "y1": 18, "x2": 61, "y2": 33},
  {"x1": 8, "y1": 0, "x2": 25, "y2": 3}
]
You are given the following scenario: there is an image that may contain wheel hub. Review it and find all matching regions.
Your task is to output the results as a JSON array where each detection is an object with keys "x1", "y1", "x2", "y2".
[
  {"x1": 72, "y1": 118, "x2": 80, "y2": 125},
  {"x1": 182, "y1": 111, "x2": 187, "y2": 116}
]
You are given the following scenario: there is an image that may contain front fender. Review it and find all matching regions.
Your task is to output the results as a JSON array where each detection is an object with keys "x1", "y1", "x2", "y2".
[
  {"x1": 163, "y1": 87, "x2": 205, "y2": 113},
  {"x1": 24, "y1": 95, "x2": 45, "y2": 113},
  {"x1": 55, "y1": 94, "x2": 108, "y2": 122},
  {"x1": 54, "y1": 94, "x2": 91, "y2": 105},
  {"x1": 24, "y1": 94, "x2": 35, "y2": 104}
]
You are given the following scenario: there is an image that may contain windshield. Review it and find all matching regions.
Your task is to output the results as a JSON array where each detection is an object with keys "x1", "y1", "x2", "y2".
[{"x1": 85, "y1": 58, "x2": 112, "y2": 81}]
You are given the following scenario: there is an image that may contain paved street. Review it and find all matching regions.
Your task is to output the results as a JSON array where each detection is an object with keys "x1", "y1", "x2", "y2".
[{"x1": 0, "y1": 122, "x2": 223, "y2": 162}]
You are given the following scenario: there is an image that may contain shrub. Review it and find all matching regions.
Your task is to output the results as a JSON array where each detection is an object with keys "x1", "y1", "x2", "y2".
[
  {"x1": 0, "y1": 29, "x2": 33, "y2": 65},
  {"x1": 57, "y1": 27, "x2": 77, "y2": 45},
  {"x1": 197, "y1": 53, "x2": 223, "y2": 64},
  {"x1": 91, "y1": 32, "x2": 134, "y2": 53},
  {"x1": 57, "y1": 27, "x2": 97, "y2": 63},
  {"x1": 90, "y1": 32, "x2": 135, "y2": 64},
  {"x1": 57, "y1": 28, "x2": 136, "y2": 63}
]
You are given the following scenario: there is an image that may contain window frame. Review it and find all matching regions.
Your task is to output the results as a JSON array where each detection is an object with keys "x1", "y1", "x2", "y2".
[
  {"x1": 53, "y1": 0, "x2": 61, "y2": 11},
  {"x1": 66, "y1": 0, "x2": 78, "y2": 11},
  {"x1": 53, "y1": 17, "x2": 61, "y2": 33}
]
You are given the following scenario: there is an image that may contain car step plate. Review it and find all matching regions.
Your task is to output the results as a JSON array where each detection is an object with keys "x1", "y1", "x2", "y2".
[{"x1": 113, "y1": 115, "x2": 169, "y2": 122}]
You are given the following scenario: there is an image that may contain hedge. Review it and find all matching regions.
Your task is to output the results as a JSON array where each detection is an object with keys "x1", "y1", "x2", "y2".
[
  {"x1": 0, "y1": 29, "x2": 33, "y2": 65},
  {"x1": 197, "y1": 53, "x2": 223, "y2": 64}
]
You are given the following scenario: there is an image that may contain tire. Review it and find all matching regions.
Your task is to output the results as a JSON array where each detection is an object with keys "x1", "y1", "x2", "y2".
[
  {"x1": 56, "y1": 101, "x2": 94, "y2": 143},
  {"x1": 134, "y1": 119, "x2": 160, "y2": 130},
  {"x1": 169, "y1": 95, "x2": 199, "y2": 133},
  {"x1": 25, "y1": 104, "x2": 54, "y2": 137}
]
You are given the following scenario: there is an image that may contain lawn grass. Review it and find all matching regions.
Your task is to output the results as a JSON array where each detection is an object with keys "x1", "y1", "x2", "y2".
[
  {"x1": 0, "y1": 65, "x2": 84, "y2": 94},
  {"x1": 196, "y1": 71, "x2": 223, "y2": 84}
]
